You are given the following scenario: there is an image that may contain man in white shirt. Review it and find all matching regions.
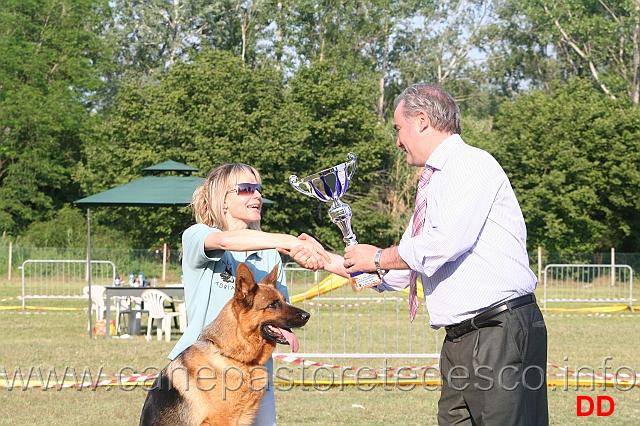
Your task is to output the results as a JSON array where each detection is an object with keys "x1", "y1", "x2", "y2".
[{"x1": 295, "y1": 83, "x2": 548, "y2": 425}]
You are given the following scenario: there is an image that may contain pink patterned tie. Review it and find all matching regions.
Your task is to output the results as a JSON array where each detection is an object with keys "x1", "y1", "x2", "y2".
[{"x1": 409, "y1": 166, "x2": 435, "y2": 322}]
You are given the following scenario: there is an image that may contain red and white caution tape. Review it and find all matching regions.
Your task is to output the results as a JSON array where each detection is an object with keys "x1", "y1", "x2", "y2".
[
  {"x1": 547, "y1": 362, "x2": 639, "y2": 383},
  {"x1": 542, "y1": 298, "x2": 634, "y2": 302},
  {"x1": 299, "y1": 297, "x2": 407, "y2": 308},
  {"x1": 0, "y1": 373, "x2": 157, "y2": 389},
  {"x1": 273, "y1": 354, "x2": 439, "y2": 375},
  {"x1": 5, "y1": 359, "x2": 639, "y2": 389},
  {"x1": 20, "y1": 294, "x2": 87, "y2": 299}
]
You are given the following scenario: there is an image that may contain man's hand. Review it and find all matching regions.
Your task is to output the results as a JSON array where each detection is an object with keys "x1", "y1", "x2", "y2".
[{"x1": 343, "y1": 244, "x2": 379, "y2": 274}]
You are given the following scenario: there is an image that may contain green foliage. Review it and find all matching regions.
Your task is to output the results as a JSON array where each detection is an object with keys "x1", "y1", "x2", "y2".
[
  {"x1": 282, "y1": 61, "x2": 391, "y2": 250},
  {"x1": 18, "y1": 205, "x2": 131, "y2": 248},
  {"x1": 0, "y1": 0, "x2": 110, "y2": 235},
  {"x1": 4, "y1": 0, "x2": 640, "y2": 258},
  {"x1": 78, "y1": 50, "x2": 287, "y2": 248},
  {"x1": 78, "y1": 52, "x2": 392, "y2": 250},
  {"x1": 492, "y1": 0, "x2": 640, "y2": 105},
  {"x1": 487, "y1": 78, "x2": 640, "y2": 253}
]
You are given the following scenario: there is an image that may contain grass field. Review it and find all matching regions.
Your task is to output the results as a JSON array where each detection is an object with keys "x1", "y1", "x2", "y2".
[{"x1": 1, "y1": 277, "x2": 639, "y2": 425}]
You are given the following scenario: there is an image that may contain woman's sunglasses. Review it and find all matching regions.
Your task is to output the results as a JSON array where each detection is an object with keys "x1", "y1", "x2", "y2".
[{"x1": 227, "y1": 183, "x2": 262, "y2": 196}]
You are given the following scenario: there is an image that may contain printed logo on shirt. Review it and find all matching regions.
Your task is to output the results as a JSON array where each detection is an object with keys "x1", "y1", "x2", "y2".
[
  {"x1": 221, "y1": 263, "x2": 235, "y2": 284},
  {"x1": 214, "y1": 259, "x2": 236, "y2": 290}
]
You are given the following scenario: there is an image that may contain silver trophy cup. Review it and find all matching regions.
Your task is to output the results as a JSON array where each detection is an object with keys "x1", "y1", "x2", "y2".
[{"x1": 289, "y1": 153, "x2": 381, "y2": 291}]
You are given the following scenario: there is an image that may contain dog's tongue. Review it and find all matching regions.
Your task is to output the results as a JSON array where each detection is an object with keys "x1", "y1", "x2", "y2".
[{"x1": 275, "y1": 327, "x2": 299, "y2": 352}]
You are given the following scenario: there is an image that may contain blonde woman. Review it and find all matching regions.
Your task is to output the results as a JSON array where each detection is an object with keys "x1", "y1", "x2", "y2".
[{"x1": 168, "y1": 163, "x2": 328, "y2": 425}]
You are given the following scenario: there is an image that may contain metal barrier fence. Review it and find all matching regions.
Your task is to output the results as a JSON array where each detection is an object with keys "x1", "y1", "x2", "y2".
[
  {"x1": 542, "y1": 264, "x2": 634, "y2": 312},
  {"x1": 17, "y1": 259, "x2": 636, "y2": 357},
  {"x1": 20, "y1": 260, "x2": 117, "y2": 309},
  {"x1": 276, "y1": 265, "x2": 441, "y2": 359}
]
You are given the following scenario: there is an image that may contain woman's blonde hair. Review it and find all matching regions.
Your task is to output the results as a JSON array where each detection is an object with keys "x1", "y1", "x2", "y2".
[{"x1": 191, "y1": 163, "x2": 262, "y2": 231}]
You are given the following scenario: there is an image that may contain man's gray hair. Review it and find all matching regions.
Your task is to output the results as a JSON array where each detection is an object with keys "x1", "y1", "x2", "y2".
[{"x1": 394, "y1": 83, "x2": 461, "y2": 134}]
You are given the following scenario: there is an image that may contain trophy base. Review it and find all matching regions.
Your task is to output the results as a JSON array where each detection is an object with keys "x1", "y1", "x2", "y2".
[{"x1": 349, "y1": 271, "x2": 382, "y2": 292}]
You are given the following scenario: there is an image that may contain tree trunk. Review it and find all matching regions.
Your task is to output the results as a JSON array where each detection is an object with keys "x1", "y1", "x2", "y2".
[{"x1": 377, "y1": 20, "x2": 389, "y2": 122}]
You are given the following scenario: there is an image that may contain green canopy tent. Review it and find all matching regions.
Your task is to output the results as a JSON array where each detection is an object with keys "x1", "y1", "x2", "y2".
[
  {"x1": 74, "y1": 160, "x2": 273, "y2": 337},
  {"x1": 75, "y1": 160, "x2": 276, "y2": 207},
  {"x1": 74, "y1": 175, "x2": 206, "y2": 207}
]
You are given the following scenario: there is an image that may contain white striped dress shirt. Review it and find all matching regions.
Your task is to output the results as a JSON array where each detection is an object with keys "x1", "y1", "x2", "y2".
[{"x1": 378, "y1": 134, "x2": 537, "y2": 328}]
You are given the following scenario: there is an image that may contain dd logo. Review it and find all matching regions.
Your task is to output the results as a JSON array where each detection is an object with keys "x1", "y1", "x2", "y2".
[{"x1": 577, "y1": 396, "x2": 614, "y2": 416}]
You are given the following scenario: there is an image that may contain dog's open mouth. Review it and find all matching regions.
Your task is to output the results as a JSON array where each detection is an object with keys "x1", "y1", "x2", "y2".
[{"x1": 262, "y1": 324, "x2": 299, "y2": 352}]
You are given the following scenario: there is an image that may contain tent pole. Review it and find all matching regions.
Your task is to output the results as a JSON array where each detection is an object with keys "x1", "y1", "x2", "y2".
[
  {"x1": 162, "y1": 242, "x2": 167, "y2": 281},
  {"x1": 87, "y1": 208, "x2": 93, "y2": 339}
]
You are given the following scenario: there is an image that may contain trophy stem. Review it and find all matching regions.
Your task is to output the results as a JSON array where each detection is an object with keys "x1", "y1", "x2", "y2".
[{"x1": 328, "y1": 200, "x2": 358, "y2": 246}]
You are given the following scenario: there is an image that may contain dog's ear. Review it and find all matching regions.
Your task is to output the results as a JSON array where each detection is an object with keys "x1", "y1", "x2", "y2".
[
  {"x1": 235, "y1": 263, "x2": 258, "y2": 303},
  {"x1": 260, "y1": 264, "x2": 279, "y2": 288}
]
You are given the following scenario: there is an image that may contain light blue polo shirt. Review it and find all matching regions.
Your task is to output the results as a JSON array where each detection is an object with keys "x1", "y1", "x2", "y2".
[{"x1": 168, "y1": 223, "x2": 288, "y2": 361}]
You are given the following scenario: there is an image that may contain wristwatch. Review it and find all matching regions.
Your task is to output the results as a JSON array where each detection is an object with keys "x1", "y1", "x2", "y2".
[{"x1": 374, "y1": 249, "x2": 387, "y2": 277}]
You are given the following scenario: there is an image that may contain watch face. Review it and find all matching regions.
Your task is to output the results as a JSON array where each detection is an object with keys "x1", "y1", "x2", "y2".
[
  {"x1": 374, "y1": 249, "x2": 386, "y2": 276},
  {"x1": 375, "y1": 249, "x2": 383, "y2": 268}
]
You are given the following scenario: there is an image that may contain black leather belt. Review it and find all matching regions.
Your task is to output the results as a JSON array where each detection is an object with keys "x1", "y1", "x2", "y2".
[{"x1": 445, "y1": 293, "x2": 536, "y2": 339}]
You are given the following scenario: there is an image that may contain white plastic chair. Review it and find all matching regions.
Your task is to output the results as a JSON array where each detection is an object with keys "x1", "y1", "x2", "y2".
[
  {"x1": 113, "y1": 296, "x2": 131, "y2": 334},
  {"x1": 83, "y1": 285, "x2": 106, "y2": 331},
  {"x1": 114, "y1": 296, "x2": 146, "y2": 335},
  {"x1": 165, "y1": 284, "x2": 188, "y2": 332},
  {"x1": 141, "y1": 289, "x2": 182, "y2": 342}
]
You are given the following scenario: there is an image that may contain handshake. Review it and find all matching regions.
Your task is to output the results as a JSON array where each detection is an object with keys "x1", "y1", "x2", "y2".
[
  {"x1": 278, "y1": 233, "x2": 385, "y2": 292},
  {"x1": 277, "y1": 233, "x2": 333, "y2": 272}
]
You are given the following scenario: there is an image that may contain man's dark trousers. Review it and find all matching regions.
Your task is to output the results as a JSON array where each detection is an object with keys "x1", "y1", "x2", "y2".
[{"x1": 438, "y1": 303, "x2": 548, "y2": 425}]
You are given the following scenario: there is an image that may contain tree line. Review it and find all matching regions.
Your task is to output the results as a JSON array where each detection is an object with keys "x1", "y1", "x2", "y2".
[{"x1": 1, "y1": 0, "x2": 639, "y2": 255}]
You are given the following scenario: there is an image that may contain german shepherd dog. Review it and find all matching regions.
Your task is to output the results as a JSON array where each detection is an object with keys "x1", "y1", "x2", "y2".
[{"x1": 140, "y1": 263, "x2": 310, "y2": 426}]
